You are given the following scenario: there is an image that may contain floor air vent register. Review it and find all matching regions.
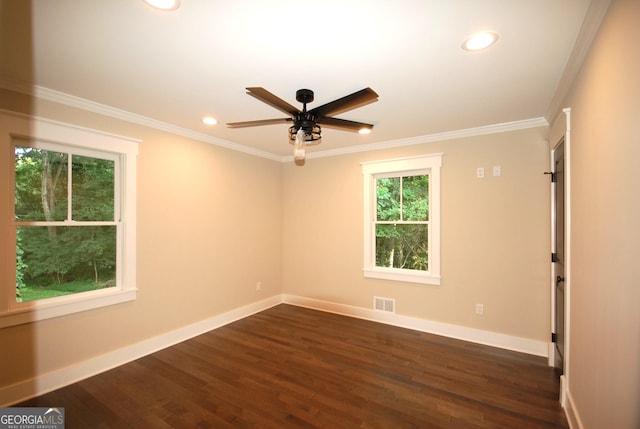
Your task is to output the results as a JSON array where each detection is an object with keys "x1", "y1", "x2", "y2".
[{"x1": 373, "y1": 296, "x2": 395, "y2": 313}]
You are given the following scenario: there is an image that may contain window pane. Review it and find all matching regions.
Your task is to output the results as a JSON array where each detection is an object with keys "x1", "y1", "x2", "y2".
[
  {"x1": 14, "y1": 147, "x2": 68, "y2": 222},
  {"x1": 16, "y1": 226, "x2": 117, "y2": 303},
  {"x1": 72, "y1": 155, "x2": 115, "y2": 221},
  {"x1": 375, "y1": 224, "x2": 428, "y2": 271},
  {"x1": 402, "y1": 175, "x2": 429, "y2": 221},
  {"x1": 376, "y1": 177, "x2": 400, "y2": 221}
]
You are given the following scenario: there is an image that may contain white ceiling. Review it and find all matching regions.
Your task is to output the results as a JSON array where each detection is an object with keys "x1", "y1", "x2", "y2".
[{"x1": 1, "y1": 0, "x2": 596, "y2": 159}]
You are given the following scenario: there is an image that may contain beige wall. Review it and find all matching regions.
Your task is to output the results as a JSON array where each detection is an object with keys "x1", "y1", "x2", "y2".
[
  {"x1": 553, "y1": 0, "x2": 640, "y2": 427},
  {"x1": 0, "y1": 92, "x2": 283, "y2": 392},
  {"x1": 283, "y1": 127, "x2": 551, "y2": 341}
]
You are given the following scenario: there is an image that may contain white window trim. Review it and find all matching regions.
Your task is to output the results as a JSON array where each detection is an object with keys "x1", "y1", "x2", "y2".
[
  {"x1": 362, "y1": 154, "x2": 442, "y2": 285},
  {"x1": 1, "y1": 111, "x2": 139, "y2": 328}
]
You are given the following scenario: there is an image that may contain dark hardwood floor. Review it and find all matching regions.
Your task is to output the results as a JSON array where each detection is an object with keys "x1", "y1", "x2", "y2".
[{"x1": 20, "y1": 304, "x2": 568, "y2": 428}]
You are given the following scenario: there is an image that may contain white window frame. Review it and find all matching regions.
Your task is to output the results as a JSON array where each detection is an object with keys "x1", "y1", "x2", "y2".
[
  {"x1": 1, "y1": 112, "x2": 139, "y2": 328},
  {"x1": 362, "y1": 154, "x2": 442, "y2": 285}
]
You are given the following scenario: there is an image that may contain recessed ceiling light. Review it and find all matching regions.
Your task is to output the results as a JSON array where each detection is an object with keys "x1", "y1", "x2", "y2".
[
  {"x1": 462, "y1": 32, "x2": 499, "y2": 51},
  {"x1": 143, "y1": 0, "x2": 180, "y2": 11},
  {"x1": 202, "y1": 117, "x2": 218, "y2": 125}
]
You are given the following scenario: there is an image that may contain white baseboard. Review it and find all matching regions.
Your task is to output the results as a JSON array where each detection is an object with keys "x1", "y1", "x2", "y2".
[
  {"x1": 548, "y1": 342, "x2": 556, "y2": 366},
  {"x1": 0, "y1": 295, "x2": 282, "y2": 406},
  {"x1": 1, "y1": 293, "x2": 550, "y2": 406},
  {"x1": 564, "y1": 388, "x2": 584, "y2": 429},
  {"x1": 282, "y1": 294, "x2": 549, "y2": 357}
]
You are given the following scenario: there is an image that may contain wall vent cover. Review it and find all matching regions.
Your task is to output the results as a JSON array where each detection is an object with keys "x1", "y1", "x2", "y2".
[{"x1": 373, "y1": 296, "x2": 395, "y2": 313}]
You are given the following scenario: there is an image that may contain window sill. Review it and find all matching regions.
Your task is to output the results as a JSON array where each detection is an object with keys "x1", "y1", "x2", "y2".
[
  {"x1": 363, "y1": 268, "x2": 441, "y2": 285},
  {"x1": 0, "y1": 288, "x2": 137, "y2": 328}
]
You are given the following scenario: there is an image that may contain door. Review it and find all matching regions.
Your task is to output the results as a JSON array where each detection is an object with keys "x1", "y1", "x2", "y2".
[{"x1": 553, "y1": 140, "x2": 565, "y2": 373}]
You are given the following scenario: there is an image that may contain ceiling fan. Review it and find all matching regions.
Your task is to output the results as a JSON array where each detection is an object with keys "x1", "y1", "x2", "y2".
[{"x1": 227, "y1": 87, "x2": 379, "y2": 161}]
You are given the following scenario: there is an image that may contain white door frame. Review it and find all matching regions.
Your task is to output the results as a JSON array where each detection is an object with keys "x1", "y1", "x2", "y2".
[{"x1": 549, "y1": 108, "x2": 571, "y2": 406}]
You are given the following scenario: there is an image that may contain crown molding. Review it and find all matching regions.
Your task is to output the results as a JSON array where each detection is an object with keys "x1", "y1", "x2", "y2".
[
  {"x1": 2, "y1": 79, "x2": 548, "y2": 164},
  {"x1": 546, "y1": 0, "x2": 612, "y2": 122},
  {"x1": 299, "y1": 117, "x2": 549, "y2": 161},
  {"x1": 0, "y1": 80, "x2": 282, "y2": 162}
]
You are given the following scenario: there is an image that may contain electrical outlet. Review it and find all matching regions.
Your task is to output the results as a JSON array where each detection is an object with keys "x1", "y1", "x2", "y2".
[
  {"x1": 256, "y1": 282, "x2": 262, "y2": 291},
  {"x1": 475, "y1": 303, "x2": 484, "y2": 315},
  {"x1": 476, "y1": 167, "x2": 485, "y2": 179},
  {"x1": 493, "y1": 165, "x2": 501, "y2": 177}
]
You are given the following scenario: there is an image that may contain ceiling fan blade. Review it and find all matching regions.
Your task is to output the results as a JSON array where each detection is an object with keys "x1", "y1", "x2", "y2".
[
  {"x1": 318, "y1": 116, "x2": 374, "y2": 132},
  {"x1": 246, "y1": 87, "x2": 301, "y2": 116},
  {"x1": 309, "y1": 87, "x2": 378, "y2": 118},
  {"x1": 226, "y1": 118, "x2": 292, "y2": 128}
]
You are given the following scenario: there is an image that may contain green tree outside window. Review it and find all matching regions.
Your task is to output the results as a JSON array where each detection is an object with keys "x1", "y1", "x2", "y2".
[{"x1": 375, "y1": 175, "x2": 429, "y2": 271}]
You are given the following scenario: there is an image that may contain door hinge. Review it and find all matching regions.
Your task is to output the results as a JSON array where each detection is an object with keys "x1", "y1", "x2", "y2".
[
  {"x1": 551, "y1": 333, "x2": 557, "y2": 343},
  {"x1": 544, "y1": 171, "x2": 557, "y2": 183},
  {"x1": 551, "y1": 253, "x2": 558, "y2": 263}
]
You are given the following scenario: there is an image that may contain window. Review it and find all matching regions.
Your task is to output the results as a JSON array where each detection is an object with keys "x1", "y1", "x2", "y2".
[
  {"x1": 15, "y1": 144, "x2": 119, "y2": 302},
  {"x1": 362, "y1": 154, "x2": 442, "y2": 285},
  {"x1": 1, "y1": 113, "x2": 139, "y2": 327}
]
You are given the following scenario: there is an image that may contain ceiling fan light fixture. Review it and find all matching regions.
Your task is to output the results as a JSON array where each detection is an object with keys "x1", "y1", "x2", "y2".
[
  {"x1": 462, "y1": 31, "x2": 499, "y2": 51},
  {"x1": 289, "y1": 125, "x2": 321, "y2": 145},
  {"x1": 293, "y1": 128, "x2": 306, "y2": 161},
  {"x1": 358, "y1": 127, "x2": 372, "y2": 135},
  {"x1": 228, "y1": 87, "x2": 378, "y2": 164},
  {"x1": 143, "y1": 0, "x2": 180, "y2": 11}
]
